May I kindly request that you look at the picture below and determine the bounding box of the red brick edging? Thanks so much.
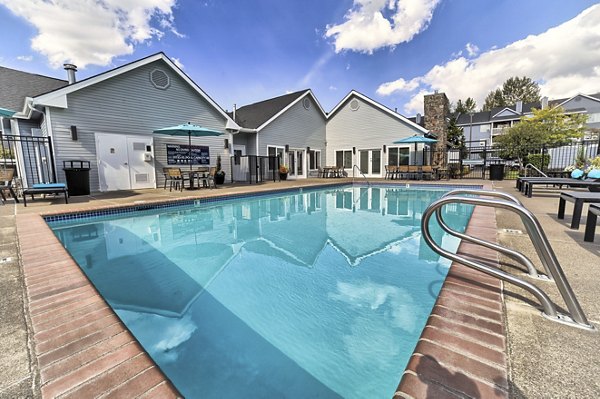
[17,214,181,398]
[395,205,509,398]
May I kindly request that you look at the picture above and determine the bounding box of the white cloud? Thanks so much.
[378,4,600,114]
[17,55,33,62]
[465,42,479,57]
[0,0,182,69]
[376,77,420,95]
[329,85,338,91]
[325,0,441,53]
[171,57,184,70]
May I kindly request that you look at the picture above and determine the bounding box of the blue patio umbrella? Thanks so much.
[393,135,437,165]
[153,122,223,170]
[0,107,16,118]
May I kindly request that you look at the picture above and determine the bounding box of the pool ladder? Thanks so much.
[422,189,594,331]
[351,165,371,187]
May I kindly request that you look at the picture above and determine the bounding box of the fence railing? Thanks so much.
[424,139,600,179]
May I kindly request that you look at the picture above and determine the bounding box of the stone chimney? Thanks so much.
[516,100,523,114]
[63,63,77,84]
[424,92,449,166]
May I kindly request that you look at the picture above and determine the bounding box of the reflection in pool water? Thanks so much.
[50,186,473,399]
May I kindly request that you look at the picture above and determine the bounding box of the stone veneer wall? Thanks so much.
[424,92,449,166]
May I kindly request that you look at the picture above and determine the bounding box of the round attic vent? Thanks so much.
[302,97,311,110]
[150,69,170,90]
[349,99,360,111]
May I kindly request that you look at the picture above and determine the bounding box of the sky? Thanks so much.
[1,0,599,116]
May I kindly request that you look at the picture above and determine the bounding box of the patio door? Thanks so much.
[359,149,381,177]
[96,133,155,191]
[287,149,305,179]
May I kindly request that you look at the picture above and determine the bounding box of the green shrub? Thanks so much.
[526,153,550,171]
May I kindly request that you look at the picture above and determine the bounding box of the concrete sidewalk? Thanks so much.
[492,180,600,398]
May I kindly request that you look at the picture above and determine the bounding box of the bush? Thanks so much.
[525,153,550,171]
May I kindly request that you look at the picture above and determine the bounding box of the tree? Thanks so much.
[494,106,588,168]
[455,97,477,113]
[483,76,541,110]
[447,115,467,159]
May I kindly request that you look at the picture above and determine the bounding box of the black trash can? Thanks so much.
[489,163,505,181]
[63,160,91,195]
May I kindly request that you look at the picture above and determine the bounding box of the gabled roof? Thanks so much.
[328,90,429,134]
[232,89,326,131]
[554,93,600,109]
[0,66,67,113]
[491,107,520,118]
[30,52,238,128]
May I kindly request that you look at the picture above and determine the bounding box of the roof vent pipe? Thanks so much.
[63,63,77,84]
[416,113,422,124]
[233,103,236,121]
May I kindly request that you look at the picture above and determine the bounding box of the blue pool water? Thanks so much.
[49,186,473,398]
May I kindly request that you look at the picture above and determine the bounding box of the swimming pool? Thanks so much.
[48,185,473,398]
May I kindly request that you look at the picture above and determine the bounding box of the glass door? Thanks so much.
[358,149,382,177]
[287,149,306,179]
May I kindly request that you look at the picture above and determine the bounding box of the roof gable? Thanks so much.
[491,107,520,118]
[0,66,67,113]
[555,93,600,111]
[328,90,428,134]
[31,52,237,127]
[234,89,326,131]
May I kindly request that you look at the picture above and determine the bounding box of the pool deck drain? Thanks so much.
[12,179,502,398]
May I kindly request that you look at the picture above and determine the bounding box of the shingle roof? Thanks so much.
[0,66,68,112]
[231,90,308,129]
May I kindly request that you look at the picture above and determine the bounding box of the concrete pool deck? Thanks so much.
[1,178,597,398]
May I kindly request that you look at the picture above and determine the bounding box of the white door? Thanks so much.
[359,149,382,177]
[126,136,155,189]
[288,149,306,179]
[96,133,155,191]
[232,144,247,181]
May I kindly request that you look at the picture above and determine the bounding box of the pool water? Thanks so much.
[49,186,473,398]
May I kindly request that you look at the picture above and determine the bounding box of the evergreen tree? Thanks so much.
[483,76,541,110]
[447,115,467,158]
[455,97,477,113]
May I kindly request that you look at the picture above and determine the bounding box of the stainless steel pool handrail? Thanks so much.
[437,190,548,280]
[422,191,593,330]
[352,164,371,187]
[524,163,548,177]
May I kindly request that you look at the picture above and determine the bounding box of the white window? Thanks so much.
[335,150,353,168]
[308,150,321,170]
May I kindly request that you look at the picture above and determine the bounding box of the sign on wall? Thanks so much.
[166,144,210,165]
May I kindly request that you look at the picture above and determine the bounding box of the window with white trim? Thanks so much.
[387,147,410,166]
[308,150,321,170]
[267,145,285,171]
[335,150,352,168]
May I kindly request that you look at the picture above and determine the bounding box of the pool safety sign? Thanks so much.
[166,144,210,165]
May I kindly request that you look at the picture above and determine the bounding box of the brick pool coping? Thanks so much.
[16,182,507,398]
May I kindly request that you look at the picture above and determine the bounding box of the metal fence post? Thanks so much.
[482,144,488,180]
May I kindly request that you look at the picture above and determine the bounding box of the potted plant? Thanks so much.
[279,164,289,180]
[214,154,226,185]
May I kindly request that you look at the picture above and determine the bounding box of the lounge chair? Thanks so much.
[0,168,19,204]
[519,177,600,197]
[22,183,68,207]
[557,191,600,229]
[584,204,600,242]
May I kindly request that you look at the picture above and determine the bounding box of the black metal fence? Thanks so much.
[0,134,56,185]
[230,155,280,184]
[424,139,600,180]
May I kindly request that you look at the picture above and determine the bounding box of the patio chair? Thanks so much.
[384,165,391,179]
[408,165,420,180]
[0,168,19,204]
[198,167,216,189]
[166,168,190,191]
[397,166,409,179]
[163,167,177,190]
[421,165,434,180]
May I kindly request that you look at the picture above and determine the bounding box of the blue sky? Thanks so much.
[1,1,599,115]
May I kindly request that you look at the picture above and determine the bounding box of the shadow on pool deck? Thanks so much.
[7,178,596,398]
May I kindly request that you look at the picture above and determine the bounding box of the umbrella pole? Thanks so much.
[188,132,193,171]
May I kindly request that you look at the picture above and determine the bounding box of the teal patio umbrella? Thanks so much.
[0,107,16,118]
[393,135,437,165]
[153,122,223,170]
